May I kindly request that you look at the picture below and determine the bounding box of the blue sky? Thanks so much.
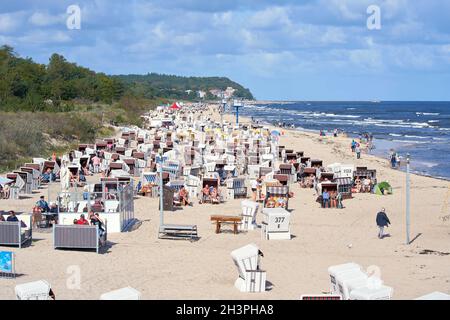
[1,0,450,101]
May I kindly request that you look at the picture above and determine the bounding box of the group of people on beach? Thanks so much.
[73,211,106,240]
[353,176,373,193]
[0,210,21,223]
[389,150,400,168]
[299,173,315,188]
[199,184,221,204]
[321,189,343,209]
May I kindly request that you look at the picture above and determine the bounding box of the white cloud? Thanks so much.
[248,6,292,29]
[3,0,450,100]
[348,49,384,70]
[29,11,64,27]
[325,0,368,21]
[321,27,347,44]
[0,12,23,33]
[212,11,233,26]
[18,30,71,45]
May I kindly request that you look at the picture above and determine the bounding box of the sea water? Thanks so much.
[237,101,450,180]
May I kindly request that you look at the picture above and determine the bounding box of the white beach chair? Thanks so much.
[247,165,260,179]
[67,201,77,213]
[100,287,141,300]
[327,263,362,295]
[349,285,393,300]
[415,292,450,300]
[335,269,369,300]
[261,208,291,240]
[230,244,266,293]
[104,200,119,213]
[240,200,259,231]
[204,162,216,173]
[15,280,52,300]
[77,201,88,213]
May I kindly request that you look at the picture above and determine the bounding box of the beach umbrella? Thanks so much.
[271,130,281,136]
[170,102,181,110]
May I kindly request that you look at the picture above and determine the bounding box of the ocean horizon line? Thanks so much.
[247,100,450,103]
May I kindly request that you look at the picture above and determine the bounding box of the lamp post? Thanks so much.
[233,99,243,126]
[157,149,165,228]
[406,153,411,245]
[220,99,226,126]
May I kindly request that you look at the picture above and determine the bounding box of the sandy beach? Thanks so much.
[1,106,449,300]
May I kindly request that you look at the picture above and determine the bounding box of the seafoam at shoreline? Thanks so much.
[232,101,450,181]
[224,110,450,182]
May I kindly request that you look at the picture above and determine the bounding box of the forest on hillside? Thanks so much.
[0,45,253,113]
[0,45,254,172]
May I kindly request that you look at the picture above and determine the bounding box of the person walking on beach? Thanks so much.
[390,152,397,168]
[376,208,391,239]
[92,154,101,173]
[351,140,356,152]
[355,143,361,159]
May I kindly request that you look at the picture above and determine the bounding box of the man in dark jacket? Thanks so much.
[376,208,391,239]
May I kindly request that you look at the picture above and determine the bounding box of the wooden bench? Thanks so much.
[158,224,198,241]
[210,215,242,234]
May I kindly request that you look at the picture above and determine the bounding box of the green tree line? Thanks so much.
[0,45,124,112]
[0,45,254,113]
[115,73,254,100]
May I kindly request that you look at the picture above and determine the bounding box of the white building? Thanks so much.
[224,87,236,99]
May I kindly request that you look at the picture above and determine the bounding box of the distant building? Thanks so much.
[209,89,224,98]
[197,90,206,99]
[185,90,193,95]
[224,87,236,99]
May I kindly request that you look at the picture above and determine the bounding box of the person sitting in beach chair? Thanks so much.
[41,168,55,183]
[178,187,192,206]
[354,177,362,193]
[6,210,19,222]
[70,172,79,186]
[307,174,315,188]
[330,191,337,208]
[89,211,106,241]
[104,186,116,200]
[363,178,372,193]
[75,214,90,225]
[36,196,51,213]
[79,170,87,182]
[82,165,91,177]
[210,187,220,204]
[199,184,210,204]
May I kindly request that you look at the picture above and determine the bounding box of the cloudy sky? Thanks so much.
[1,0,450,100]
